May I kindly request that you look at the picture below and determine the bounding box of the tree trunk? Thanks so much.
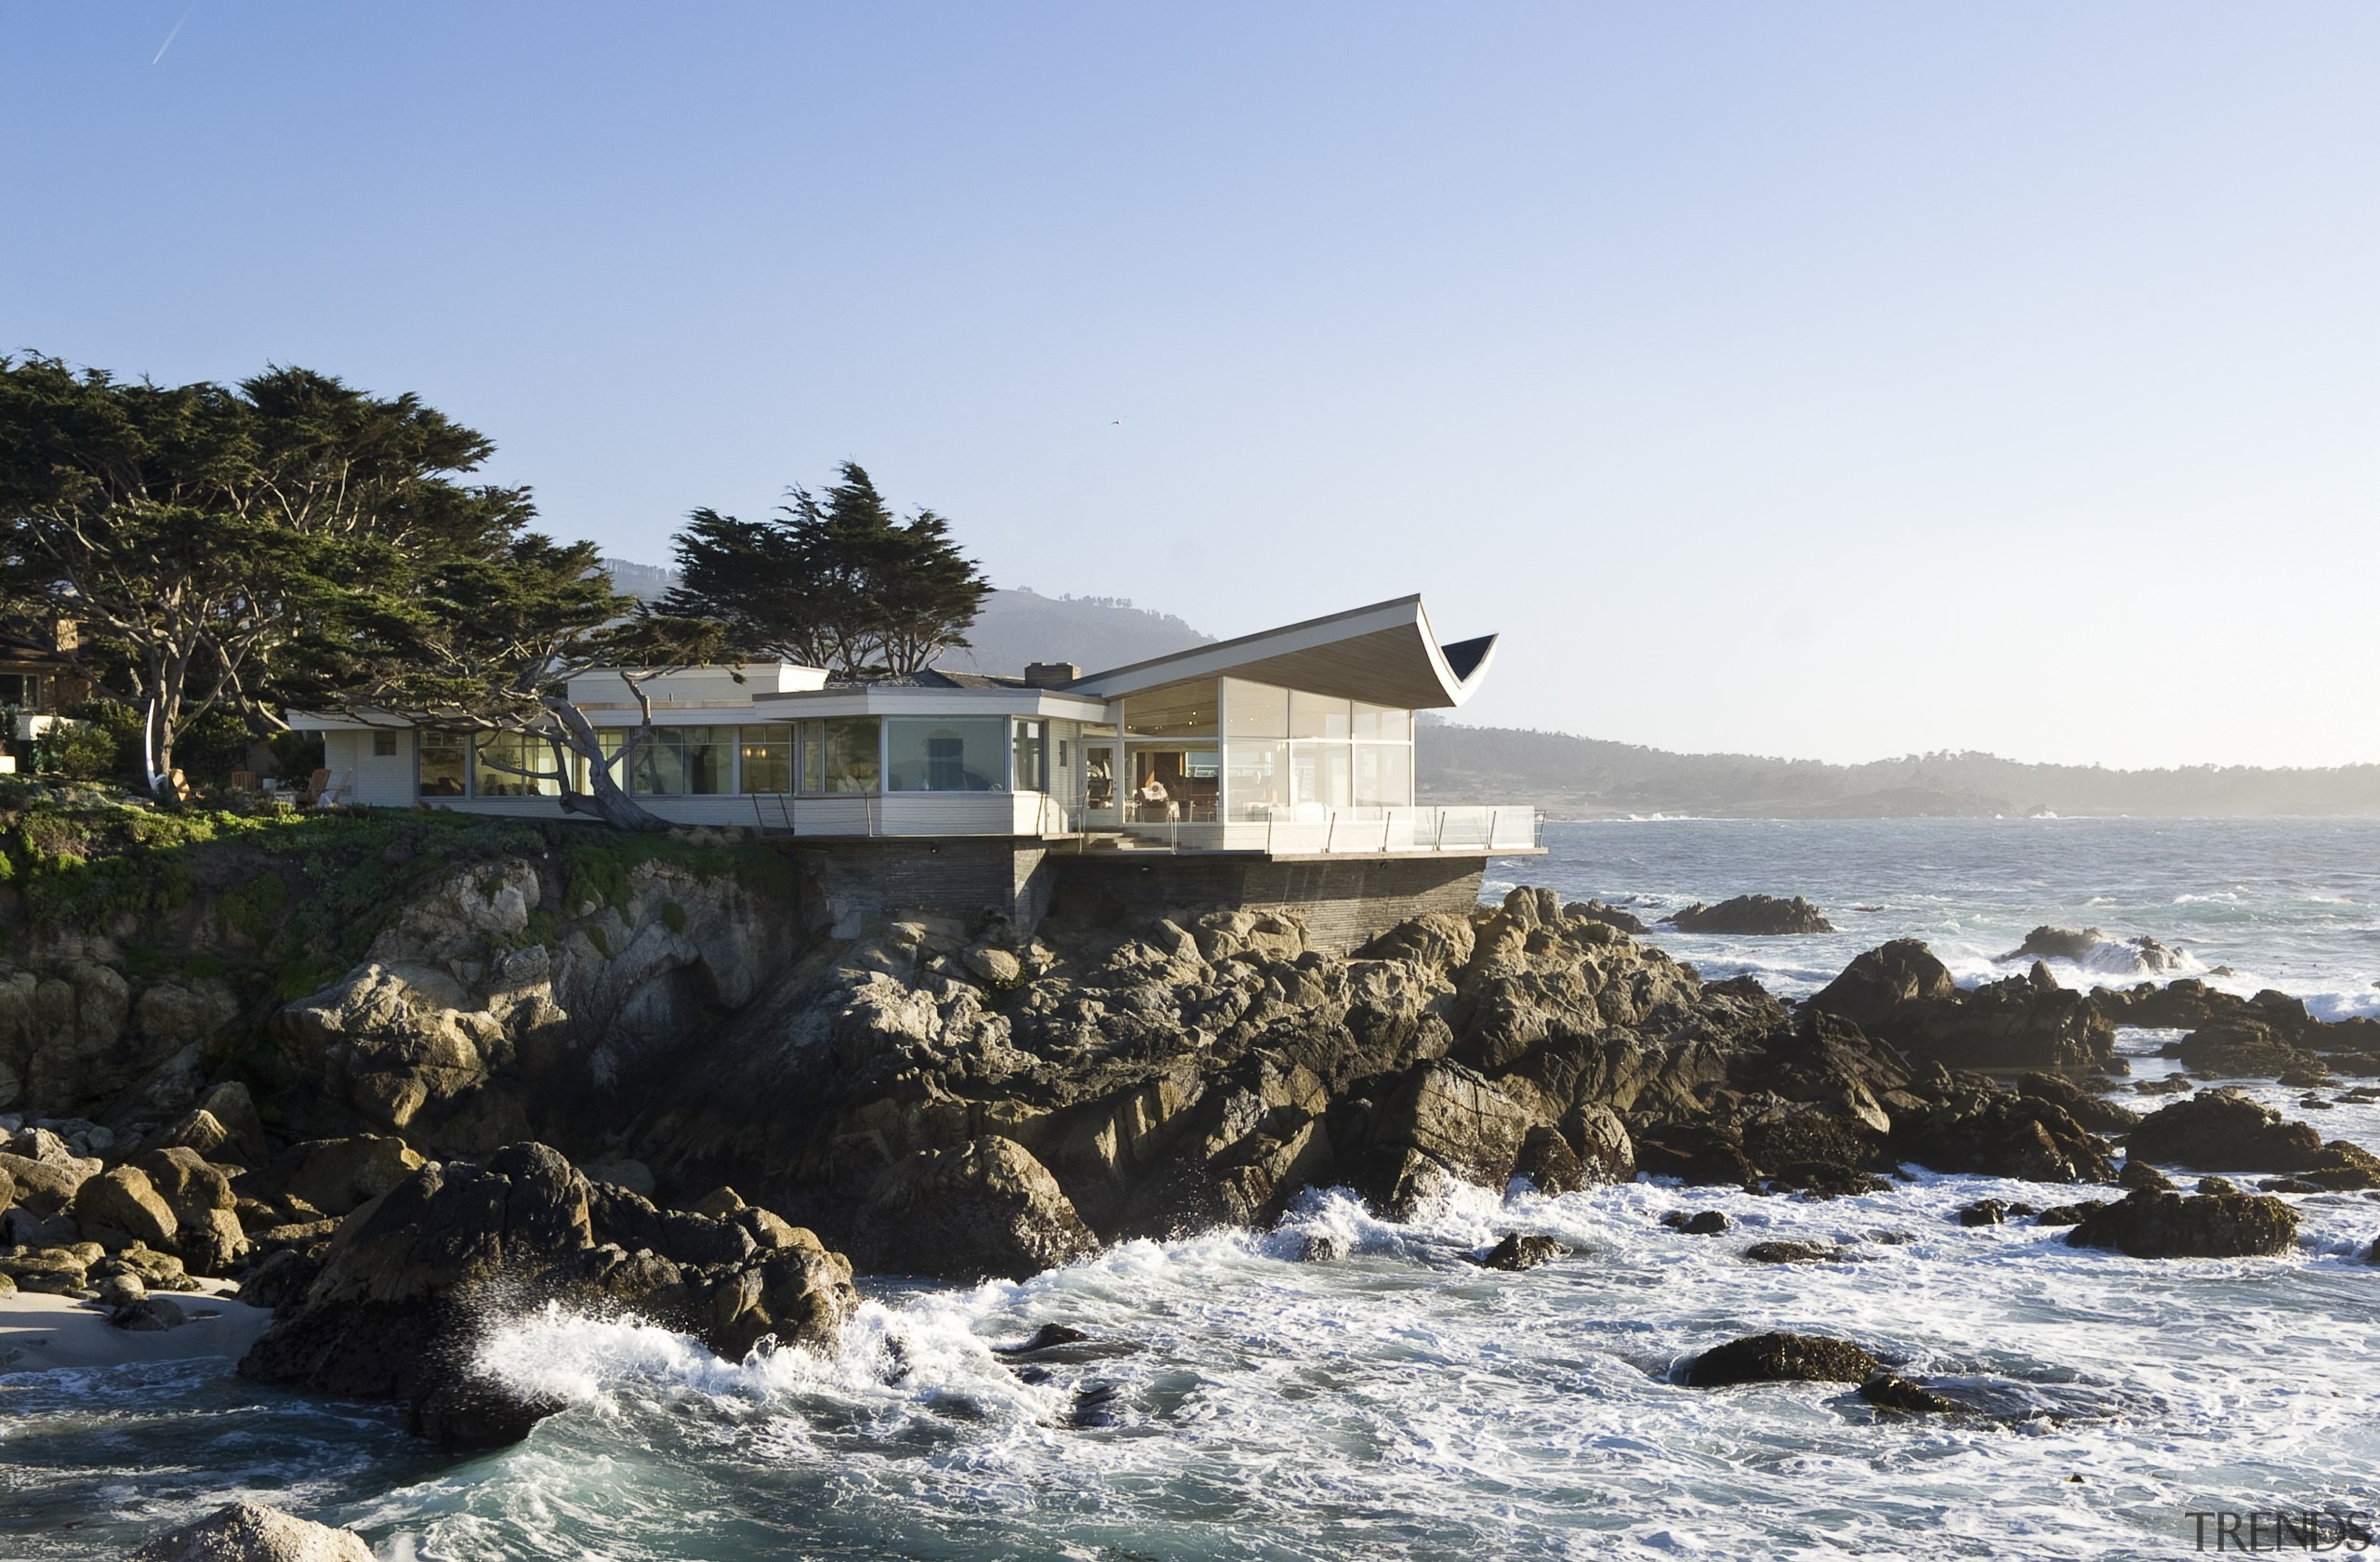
[144,683,178,800]
[541,695,669,832]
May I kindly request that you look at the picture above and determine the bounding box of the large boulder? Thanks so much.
[1355,1062,1537,1214]
[2125,1091,2323,1172]
[126,1500,374,1562]
[2065,1187,2300,1259]
[1888,1084,2115,1183]
[70,1166,178,1250]
[1664,895,1834,935]
[234,1136,427,1219]
[240,1142,857,1445]
[853,1136,1100,1280]
[2175,1023,2320,1079]
[132,1146,248,1275]
[1809,943,2114,1073]
[0,1149,94,1214]
[1683,1331,1881,1387]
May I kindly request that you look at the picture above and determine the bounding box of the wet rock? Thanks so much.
[1296,1232,1348,1263]
[240,1142,857,1445]
[2125,1091,2325,1172]
[2118,1160,2176,1194]
[1999,927,2104,963]
[1478,1233,1568,1271]
[1957,1200,2010,1227]
[1664,895,1834,935]
[110,1295,187,1331]
[1512,1126,1589,1195]
[1567,1105,1637,1185]
[994,1323,1091,1355]
[1858,1371,1963,1413]
[126,1500,375,1562]
[1357,1062,1536,1215]
[1683,1331,1881,1387]
[2016,1073,2139,1134]
[1635,1122,1758,1187]
[2064,1187,2300,1259]
[1812,943,2115,1073]
[1743,1239,1838,1264]
[2195,1176,2243,1198]
[853,1136,1100,1281]
[1662,1210,1731,1236]
[1564,900,1647,935]
[1888,1086,2115,1184]
[2178,1022,2320,1079]
[2258,1176,2324,1195]
[2034,1200,2109,1226]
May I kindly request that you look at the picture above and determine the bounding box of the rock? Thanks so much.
[1858,1371,1963,1414]
[0,1271,14,1298]
[2064,1187,2300,1259]
[1958,1199,2009,1227]
[1564,900,1647,935]
[0,1248,88,1293]
[852,1137,1099,1281]
[1357,1062,1536,1215]
[2125,1091,2325,1172]
[1810,943,2114,1073]
[1634,1122,1758,1187]
[133,1147,247,1274]
[1743,1240,1837,1264]
[2258,1176,2324,1194]
[1682,1331,1881,1387]
[686,1185,747,1218]
[2016,1073,2139,1134]
[962,946,1025,986]
[1664,895,1834,935]
[125,1500,375,1562]
[2,1205,79,1248]
[993,1322,1091,1355]
[98,1243,199,1291]
[95,1271,147,1307]
[237,1136,427,1219]
[240,1142,857,1444]
[1478,1233,1568,1270]
[1999,927,2105,963]
[2034,1199,2109,1226]
[0,1150,94,1213]
[2178,1022,2319,1079]
[580,1158,657,1198]
[71,1166,178,1250]
[2301,1141,2380,1192]
[1888,1086,2115,1183]
[1566,1105,1636,1183]
[1511,1126,1587,1195]
[1661,1210,1730,1236]
[1296,1232,1348,1263]
[2118,1159,2176,1193]
[111,1296,187,1331]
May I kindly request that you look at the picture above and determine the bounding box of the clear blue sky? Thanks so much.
[7,4,2375,767]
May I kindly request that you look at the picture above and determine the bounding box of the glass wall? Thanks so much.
[886,716,1004,791]
[418,732,468,797]
[1012,719,1046,793]
[1218,680,1414,818]
[474,731,561,797]
[1123,681,1219,821]
[739,725,794,793]
[632,725,733,795]
[820,717,881,793]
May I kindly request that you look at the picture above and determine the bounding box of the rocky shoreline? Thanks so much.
[5,839,2377,1462]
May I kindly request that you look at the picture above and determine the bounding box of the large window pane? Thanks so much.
[1355,744,1412,807]
[740,724,793,793]
[1289,741,1351,806]
[1352,701,1409,741]
[1011,719,1046,792]
[1289,691,1352,740]
[1223,679,1289,738]
[1224,739,1289,819]
[1122,681,1217,738]
[798,720,825,793]
[633,725,732,795]
[887,717,1005,791]
[475,731,561,797]
[418,732,468,797]
[822,717,881,793]
[1129,746,1218,821]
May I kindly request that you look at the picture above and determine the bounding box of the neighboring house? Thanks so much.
[0,616,90,742]
[289,596,1538,943]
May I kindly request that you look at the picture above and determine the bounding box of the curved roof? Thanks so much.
[1073,595,1498,709]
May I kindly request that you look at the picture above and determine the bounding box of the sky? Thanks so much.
[5,4,2375,769]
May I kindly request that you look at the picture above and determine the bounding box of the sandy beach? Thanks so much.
[0,1284,272,1375]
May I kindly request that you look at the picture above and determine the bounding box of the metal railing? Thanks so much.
[1113,804,1540,855]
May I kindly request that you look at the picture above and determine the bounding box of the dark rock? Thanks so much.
[1662,1209,1731,1235]
[2195,1176,2243,1198]
[1742,1239,1837,1264]
[1635,1123,1758,1187]
[1478,1233,1569,1271]
[1888,1088,2115,1184]
[2064,1187,2300,1258]
[2258,1177,2324,1194]
[1858,1371,1962,1413]
[1958,1200,2009,1227]
[1682,1331,1881,1387]
[1810,942,2114,1073]
[1664,895,1834,935]
[233,1136,427,1220]
[2132,1076,2191,1095]
[1297,1232,1348,1263]
[1512,1127,1589,1195]
[853,1136,1100,1281]
[993,1323,1091,1355]
[2302,1141,2380,1191]
[1357,1062,1536,1214]
[2017,1073,2139,1134]
[2000,927,2104,963]
[69,1166,178,1250]
[2118,1160,2176,1193]
[240,1142,857,1445]
[110,1296,187,1331]
[2126,1091,2325,1172]
[1564,900,1647,934]
[2177,1022,2320,1079]
[2034,1200,2109,1226]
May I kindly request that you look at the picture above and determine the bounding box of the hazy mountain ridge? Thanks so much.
[1418,723,2380,818]
[598,561,1211,678]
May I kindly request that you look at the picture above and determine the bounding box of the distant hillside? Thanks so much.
[1418,723,2380,818]
[596,561,1210,678]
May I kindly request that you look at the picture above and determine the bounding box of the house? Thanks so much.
[290,595,1538,945]
[0,616,90,745]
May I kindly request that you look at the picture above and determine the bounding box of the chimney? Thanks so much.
[1024,660,1080,689]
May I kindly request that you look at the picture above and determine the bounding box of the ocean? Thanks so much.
[7,817,2378,1561]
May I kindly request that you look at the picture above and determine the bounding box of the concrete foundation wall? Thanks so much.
[790,838,1051,937]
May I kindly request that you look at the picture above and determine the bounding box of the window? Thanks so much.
[418,733,468,797]
[632,726,732,795]
[1223,679,1289,737]
[1355,743,1412,807]
[475,732,561,797]
[1289,691,1352,740]
[821,717,880,793]
[887,717,1005,791]
[372,730,398,758]
[1352,701,1409,741]
[1122,681,1217,738]
[1012,719,1047,793]
[739,725,794,793]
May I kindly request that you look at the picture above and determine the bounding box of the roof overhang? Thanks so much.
[1073,595,1498,709]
